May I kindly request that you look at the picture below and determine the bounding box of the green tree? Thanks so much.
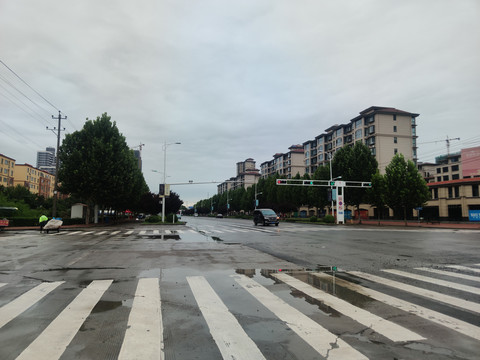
[58,113,148,222]
[333,142,378,221]
[384,154,430,224]
[367,170,387,221]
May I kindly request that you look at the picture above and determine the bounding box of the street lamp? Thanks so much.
[162,141,181,222]
[254,179,262,209]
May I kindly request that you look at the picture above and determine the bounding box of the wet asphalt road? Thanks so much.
[0,217,478,359]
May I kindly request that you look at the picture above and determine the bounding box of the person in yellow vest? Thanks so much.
[39,214,48,233]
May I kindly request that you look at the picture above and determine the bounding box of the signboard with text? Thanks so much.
[469,210,480,222]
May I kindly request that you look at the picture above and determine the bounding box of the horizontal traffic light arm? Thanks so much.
[276,179,371,188]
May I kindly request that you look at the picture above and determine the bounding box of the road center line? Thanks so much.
[232,274,368,359]
[0,281,64,329]
[273,273,424,342]
[16,279,113,360]
[187,276,266,360]
[118,278,163,360]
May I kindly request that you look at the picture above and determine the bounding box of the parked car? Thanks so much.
[253,208,279,226]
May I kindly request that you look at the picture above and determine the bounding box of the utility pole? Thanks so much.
[48,110,67,218]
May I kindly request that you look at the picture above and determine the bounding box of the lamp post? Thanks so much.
[162,141,181,223]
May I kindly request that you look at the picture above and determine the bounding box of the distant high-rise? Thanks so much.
[133,149,142,170]
[37,147,56,175]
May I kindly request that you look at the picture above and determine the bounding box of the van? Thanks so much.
[253,208,279,226]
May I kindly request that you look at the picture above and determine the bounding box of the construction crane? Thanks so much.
[419,136,460,155]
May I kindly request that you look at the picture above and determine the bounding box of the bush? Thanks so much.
[166,213,178,222]
[323,215,335,223]
[146,215,161,223]
[309,216,318,222]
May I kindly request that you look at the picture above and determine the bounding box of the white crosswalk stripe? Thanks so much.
[1,264,478,358]
[446,265,480,274]
[349,271,480,314]
[16,280,112,360]
[188,276,266,360]
[415,267,480,283]
[118,278,163,360]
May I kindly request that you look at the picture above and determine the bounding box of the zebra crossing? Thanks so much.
[0,264,478,359]
[60,225,325,237]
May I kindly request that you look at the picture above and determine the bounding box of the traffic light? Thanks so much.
[276,179,287,185]
[362,182,372,187]
[303,180,314,185]
[159,183,165,195]
[330,181,335,186]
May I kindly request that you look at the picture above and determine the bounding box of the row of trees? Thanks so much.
[194,143,430,221]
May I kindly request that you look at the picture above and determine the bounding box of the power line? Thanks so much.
[0,59,60,112]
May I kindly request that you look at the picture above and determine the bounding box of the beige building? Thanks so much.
[304,106,419,175]
[13,163,55,198]
[0,154,16,187]
[260,145,304,179]
[218,158,261,195]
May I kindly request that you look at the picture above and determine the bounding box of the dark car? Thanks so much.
[253,208,279,226]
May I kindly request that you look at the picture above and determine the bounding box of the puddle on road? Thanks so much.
[140,230,225,243]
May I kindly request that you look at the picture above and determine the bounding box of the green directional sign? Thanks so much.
[332,266,337,272]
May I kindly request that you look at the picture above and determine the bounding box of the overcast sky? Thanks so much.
[1,0,479,206]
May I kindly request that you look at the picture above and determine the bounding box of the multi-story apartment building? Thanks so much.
[0,154,16,187]
[13,164,55,198]
[418,146,480,221]
[260,145,304,179]
[218,158,261,195]
[303,106,419,175]
[36,147,56,175]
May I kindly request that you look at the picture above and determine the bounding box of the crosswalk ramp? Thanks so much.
[0,265,478,359]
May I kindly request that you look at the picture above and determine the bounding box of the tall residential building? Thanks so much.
[0,154,16,187]
[218,158,261,195]
[13,164,55,198]
[36,147,56,175]
[303,106,419,175]
[260,145,305,179]
[133,149,142,170]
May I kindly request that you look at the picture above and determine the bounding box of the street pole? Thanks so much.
[329,153,333,216]
[50,110,66,218]
[161,141,180,223]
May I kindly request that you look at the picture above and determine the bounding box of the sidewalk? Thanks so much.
[357,219,480,230]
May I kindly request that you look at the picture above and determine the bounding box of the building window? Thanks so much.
[443,175,449,181]
[448,187,453,198]
[452,174,459,180]
[394,148,398,155]
[455,186,460,198]
[451,165,459,172]
[394,137,397,144]
[355,129,362,139]
[473,185,479,197]
[433,188,438,199]
[443,167,448,173]
[393,125,397,132]
[437,176,441,182]
[436,168,441,174]
[393,115,397,121]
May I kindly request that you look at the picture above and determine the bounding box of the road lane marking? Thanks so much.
[110,230,121,235]
[232,275,368,359]
[415,267,480,283]
[165,230,172,234]
[95,231,108,235]
[273,273,424,342]
[187,276,266,360]
[67,231,83,236]
[125,230,134,235]
[16,279,113,360]
[0,282,64,329]
[313,272,480,341]
[446,265,480,274]
[139,230,147,235]
[152,230,160,235]
[79,231,94,236]
[349,271,480,314]
[382,269,480,294]
[0,283,5,289]
[118,278,163,360]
